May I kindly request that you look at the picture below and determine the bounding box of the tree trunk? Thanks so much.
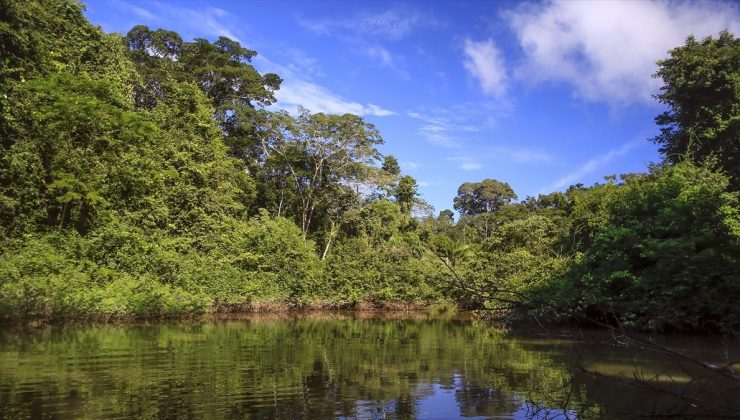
[321,220,336,260]
[277,191,284,217]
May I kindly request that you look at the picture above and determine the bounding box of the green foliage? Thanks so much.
[2,72,158,235]
[323,236,440,305]
[124,25,281,114]
[570,163,740,333]
[448,215,568,311]
[0,0,328,319]
[0,233,209,319]
[453,179,517,215]
[239,211,321,299]
[653,31,740,189]
[254,108,384,236]
[427,161,740,334]
[341,199,403,245]
[438,209,455,224]
[394,175,419,214]
[381,154,401,175]
[0,0,137,87]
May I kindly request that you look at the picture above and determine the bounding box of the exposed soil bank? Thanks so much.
[0,300,458,325]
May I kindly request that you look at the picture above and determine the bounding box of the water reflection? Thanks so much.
[0,312,737,419]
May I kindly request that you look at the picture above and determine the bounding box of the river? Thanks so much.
[0,312,737,419]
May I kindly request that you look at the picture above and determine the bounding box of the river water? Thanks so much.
[0,312,737,419]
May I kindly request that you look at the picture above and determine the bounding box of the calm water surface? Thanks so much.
[0,312,737,419]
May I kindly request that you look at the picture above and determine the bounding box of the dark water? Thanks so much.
[0,312,738,419]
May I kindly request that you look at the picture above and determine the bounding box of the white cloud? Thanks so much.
[545,141,639,192]
[444,147,552,173]
[173,7,242,43]
[463,38,507,97]
[365,104,396,117]
[275,78,395,117]
[257,57,395,117]
[506,0,740,104]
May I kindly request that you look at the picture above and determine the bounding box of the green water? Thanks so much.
[0,312,737,419]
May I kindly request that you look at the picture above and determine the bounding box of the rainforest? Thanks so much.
[1,0,739,334]
[1,1,740,418]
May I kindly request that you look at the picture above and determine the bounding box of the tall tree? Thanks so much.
[438,209,454,224]
[124,26,282,125]
[257,108,383,237]
[453,179,517,216]
[394,175,419,214]
[653,31,740,189]
[381,155,401,176]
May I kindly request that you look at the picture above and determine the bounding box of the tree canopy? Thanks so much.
[653,30,740,189]
[453,179,517,215]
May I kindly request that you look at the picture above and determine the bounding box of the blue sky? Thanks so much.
[84,0,739,214]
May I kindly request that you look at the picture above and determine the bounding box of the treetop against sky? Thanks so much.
[84,0,740,212]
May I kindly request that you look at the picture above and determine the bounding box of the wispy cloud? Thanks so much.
[298,9,438,40]
[297,8,440,76]
[110,1,244,42]
[275,77,396,117]
[407,101,512,148]
[461,161,483,170]
[506,0,740,105]
[544,141,640,192]
[365,46,410,79]
[407,112,475,148]
[488,146,552,164]
[257,56,395,117]
[401,161,421,170]
[280,47,324,77]
[448,156,483,171]
[364,104,396,117]
[112,0,159,21]
[366,46,393,67]
[167,6,242,43]
[462,38,507,97]
[445,146,552,172]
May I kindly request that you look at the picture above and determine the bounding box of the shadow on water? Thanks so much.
[0,312,737,419]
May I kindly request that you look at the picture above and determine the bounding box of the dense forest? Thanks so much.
[1,0,738,334]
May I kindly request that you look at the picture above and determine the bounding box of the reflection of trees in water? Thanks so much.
[511,329,740,418]
[0,315,736,418]
[455,381,523,417]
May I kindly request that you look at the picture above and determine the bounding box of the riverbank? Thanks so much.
[0,299,457,325]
